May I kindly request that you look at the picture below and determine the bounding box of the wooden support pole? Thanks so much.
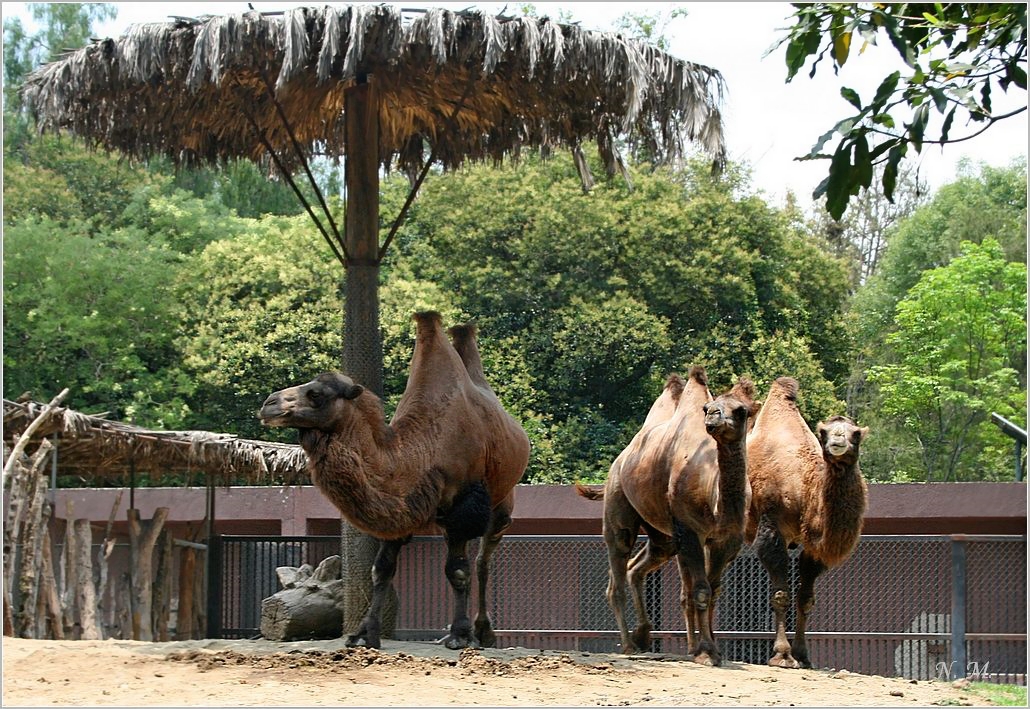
[127,507,169,641]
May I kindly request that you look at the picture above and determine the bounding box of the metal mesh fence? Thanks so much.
[212,534,1026,684]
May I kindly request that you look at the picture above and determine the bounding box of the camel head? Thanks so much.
[258,372,365,433]
[703,377,759,444]
[816,415,869,467]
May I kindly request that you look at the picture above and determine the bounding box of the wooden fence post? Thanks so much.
[73,519,99,640]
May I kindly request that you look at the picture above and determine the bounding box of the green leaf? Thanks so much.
[872,71,901,109]
[825,141,854,219]
[940,106,956,142]
[840,86,862,109]
[853,133,873,189]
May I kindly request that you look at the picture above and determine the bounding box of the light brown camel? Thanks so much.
[577,368,758,666]
[258,311,531,650]
[746,376,869,669]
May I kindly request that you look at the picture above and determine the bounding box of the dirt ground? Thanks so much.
[2,635,992,707]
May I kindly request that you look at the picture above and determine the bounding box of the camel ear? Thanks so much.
[855,426,870,443]
[342,383,364,400]
[816,421,829,443]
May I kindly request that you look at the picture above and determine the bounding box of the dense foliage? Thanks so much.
[3,4,1026,486]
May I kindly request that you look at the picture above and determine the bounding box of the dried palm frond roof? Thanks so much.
[3,398,308,485]
[21,4,726,181]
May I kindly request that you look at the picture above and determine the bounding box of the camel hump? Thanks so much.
[412,310,444,332]
[574,482,605,501]
[664,373,686,398]
[728,377,761,417]
[773,376,799,401]
[447,322,489,386]
[688,366,708,387]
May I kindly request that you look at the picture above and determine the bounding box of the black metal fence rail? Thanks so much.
[208,533,1026,685]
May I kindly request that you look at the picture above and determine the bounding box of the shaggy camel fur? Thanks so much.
[258,311,531,650]
[578,368,758,666]
[746,377,869,669]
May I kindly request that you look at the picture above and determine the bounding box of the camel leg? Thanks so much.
[673,520,719,666]
[345,537,406,649]
[438,482,492,650]
[754,515,798,669]
[705,535,743,652]
[675,555,699,655]
[472,496,513,648]
[626,533,674,652]
[792,551,825,670]
[604,524,641,654]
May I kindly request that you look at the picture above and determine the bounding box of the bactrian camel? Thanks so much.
[746,376,869,669]
[578,368,758,666]
[259,311,531,650]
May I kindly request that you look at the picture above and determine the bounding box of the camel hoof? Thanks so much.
[345,634,380,650]
[439,633,478,650]
[691,651,720,667]
[474,622,497,649]
[631,625,652,652]
[768,653,800,669]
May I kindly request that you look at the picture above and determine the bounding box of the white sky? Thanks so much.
[2,1,1027,206]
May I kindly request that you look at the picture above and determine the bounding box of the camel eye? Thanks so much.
[307,390,324,406]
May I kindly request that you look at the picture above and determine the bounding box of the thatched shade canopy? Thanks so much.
[21,4,725,179]
[4,398,307,486]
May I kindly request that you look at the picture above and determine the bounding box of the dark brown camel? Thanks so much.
[746,377,869,669]
[577,368,758,665]
[258,311,531,650]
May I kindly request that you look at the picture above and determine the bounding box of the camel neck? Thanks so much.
[715,440,748,529]
[301,418,443,539]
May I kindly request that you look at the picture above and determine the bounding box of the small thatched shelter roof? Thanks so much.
[21,4,726,180]
[3,398,307,486]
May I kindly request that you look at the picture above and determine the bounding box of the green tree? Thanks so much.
[777,3,1027,219]
[868,239,1026,481]
[3,3,116,111]
[2,217,191,428]
[391,150,853,481]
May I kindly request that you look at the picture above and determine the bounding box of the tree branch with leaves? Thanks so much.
[776,3,1027,219]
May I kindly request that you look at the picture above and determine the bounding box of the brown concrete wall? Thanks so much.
[21,481,1027,540]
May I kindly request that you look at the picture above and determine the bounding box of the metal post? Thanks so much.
[205,534,223,639]
[950,535,967,680]
[1016,441,1024,482]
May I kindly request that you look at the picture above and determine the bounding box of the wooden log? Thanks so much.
[59,502,76,637]
[127,507,169,641]
[96,490,122,638]
[73,519,99,640]
[116,573,132,639]
[3,436,41,613]
[38,527,63,640]
[17,440,53,638]
[260,555,345,642]
[152,530,173,641]
[175,546,196,640]
[1,388,68,489]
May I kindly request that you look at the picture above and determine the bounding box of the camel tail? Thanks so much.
[688,366,708,387]
[447,322,489,386]
[575,483,605,501]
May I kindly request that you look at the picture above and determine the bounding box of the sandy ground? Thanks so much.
[2,635,991,707]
